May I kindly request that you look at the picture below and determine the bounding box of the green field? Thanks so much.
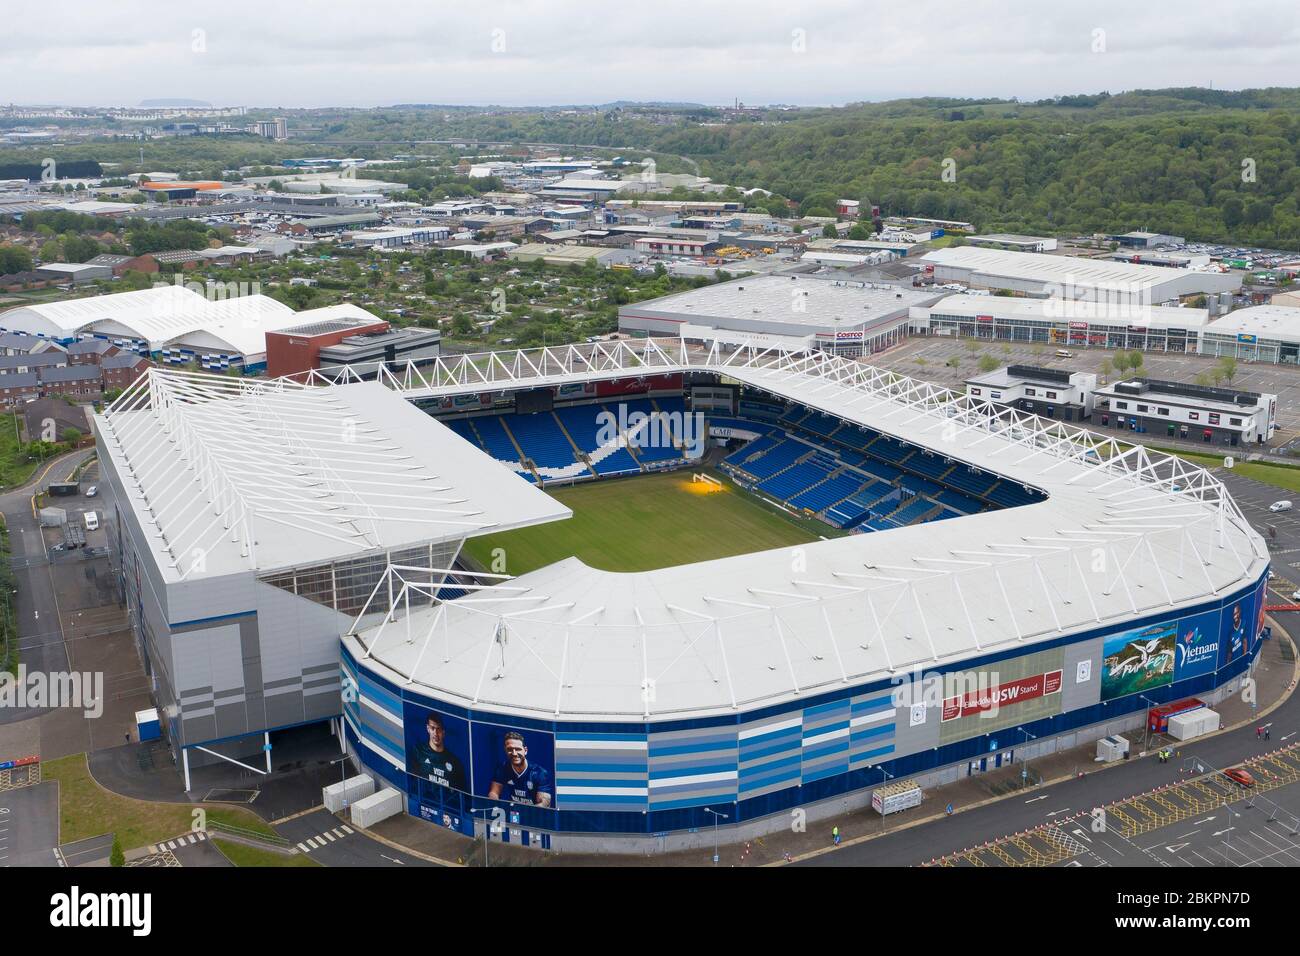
[462,468,834,575]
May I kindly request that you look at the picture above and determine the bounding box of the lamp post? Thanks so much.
[1139,695,1156,752]
[702,807,727,865]
[876,766,894,832]
[1017,728,1036,787]
[469,807,495,868]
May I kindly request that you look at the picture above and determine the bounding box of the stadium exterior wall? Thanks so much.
[341,570,1267,852]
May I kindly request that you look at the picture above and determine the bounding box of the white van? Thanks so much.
[1269,500,1293,513]
[83,511,99,532]
[1055,349,1075,358]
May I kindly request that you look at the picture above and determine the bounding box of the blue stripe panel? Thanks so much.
[648,727,738,808]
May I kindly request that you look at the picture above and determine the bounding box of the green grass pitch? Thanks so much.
[461,468,837,575]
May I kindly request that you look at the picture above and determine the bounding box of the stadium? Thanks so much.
[318,339,1270,853]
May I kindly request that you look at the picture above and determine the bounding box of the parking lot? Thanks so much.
[928,744,1300,868]
[873,337,1300,442]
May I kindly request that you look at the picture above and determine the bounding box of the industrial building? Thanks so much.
[967,234,1058,253]
[619,274,944,355]
[264,305,440,378]
[920,247,1240,303]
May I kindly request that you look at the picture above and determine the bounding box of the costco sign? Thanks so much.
[941,669,1063,722]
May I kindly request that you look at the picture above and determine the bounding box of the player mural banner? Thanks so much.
[1219,592,1253,669]
[1100,621,1176,701]
[471,722,557,809]
[403,701,472,794]
[941,670,1062,722]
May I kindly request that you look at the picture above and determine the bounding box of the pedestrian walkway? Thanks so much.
[296,823,354,854]
[147,830,209,854]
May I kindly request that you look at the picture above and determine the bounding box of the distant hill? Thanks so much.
[137,98,214,109]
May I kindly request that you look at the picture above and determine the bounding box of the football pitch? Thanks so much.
[461,468,835,575]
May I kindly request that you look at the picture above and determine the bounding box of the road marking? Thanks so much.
[1046,808,1070,816]
[323,831,336,842]
[379,854,404,865]
[341,825,353,834]
[297,842,311,853]
[1213,827,1235,837]
[1166,842,1190,853]
[1025,795,1048,804]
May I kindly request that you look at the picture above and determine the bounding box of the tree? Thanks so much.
[59,427,82,445]
[1098,357,1113,379]
[1218,355,1238,384]
[821,223,837,238]
[978,354,998,373]
[110,836,125,868]
[0,246,34,274]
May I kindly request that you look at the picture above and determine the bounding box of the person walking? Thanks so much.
[1265,727,1271,741]
[1256,726,1263,739]
[832,825,841,846]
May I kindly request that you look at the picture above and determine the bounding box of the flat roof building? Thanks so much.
[619,274,943,356]
[967,234,1059,253]
[1201,306,1300,364]
[921,247,1240,303]
[965,364,1098,422]
[1093,378,1276,447]
[917,294,1210,352]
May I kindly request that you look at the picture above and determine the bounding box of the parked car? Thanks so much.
[1223,767,1255,788]
[1269,500,1292,512]
[85,485,98,498]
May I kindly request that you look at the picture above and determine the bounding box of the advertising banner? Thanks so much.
[471,722,557,809]
[1173,609,1221,682]
[941,669,1062,722]
[1100,621,1176,701]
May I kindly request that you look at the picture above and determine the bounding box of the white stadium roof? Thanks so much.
[97,369,569,582]
[343,339,1267,723]
[0,286,310,357]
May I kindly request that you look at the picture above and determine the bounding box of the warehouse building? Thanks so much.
[619,274,944,356]
[920,247,1240,303]
[967,234,1058,253]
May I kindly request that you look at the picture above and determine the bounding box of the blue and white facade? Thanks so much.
[342,571,1267,851]
[338,344,1270,852]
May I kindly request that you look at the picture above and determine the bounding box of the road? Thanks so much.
[0,449,96,725]
[274,808,435,867]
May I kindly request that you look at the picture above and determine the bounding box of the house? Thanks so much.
[66,339,120,365]
[101,352,151,392]
[38,364,102,400]
[0,352,67,375]
[0,372,39,407]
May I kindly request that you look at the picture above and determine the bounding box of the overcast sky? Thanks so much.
[4,0,1300,109]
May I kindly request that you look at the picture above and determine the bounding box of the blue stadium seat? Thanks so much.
[508,412,582,470]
